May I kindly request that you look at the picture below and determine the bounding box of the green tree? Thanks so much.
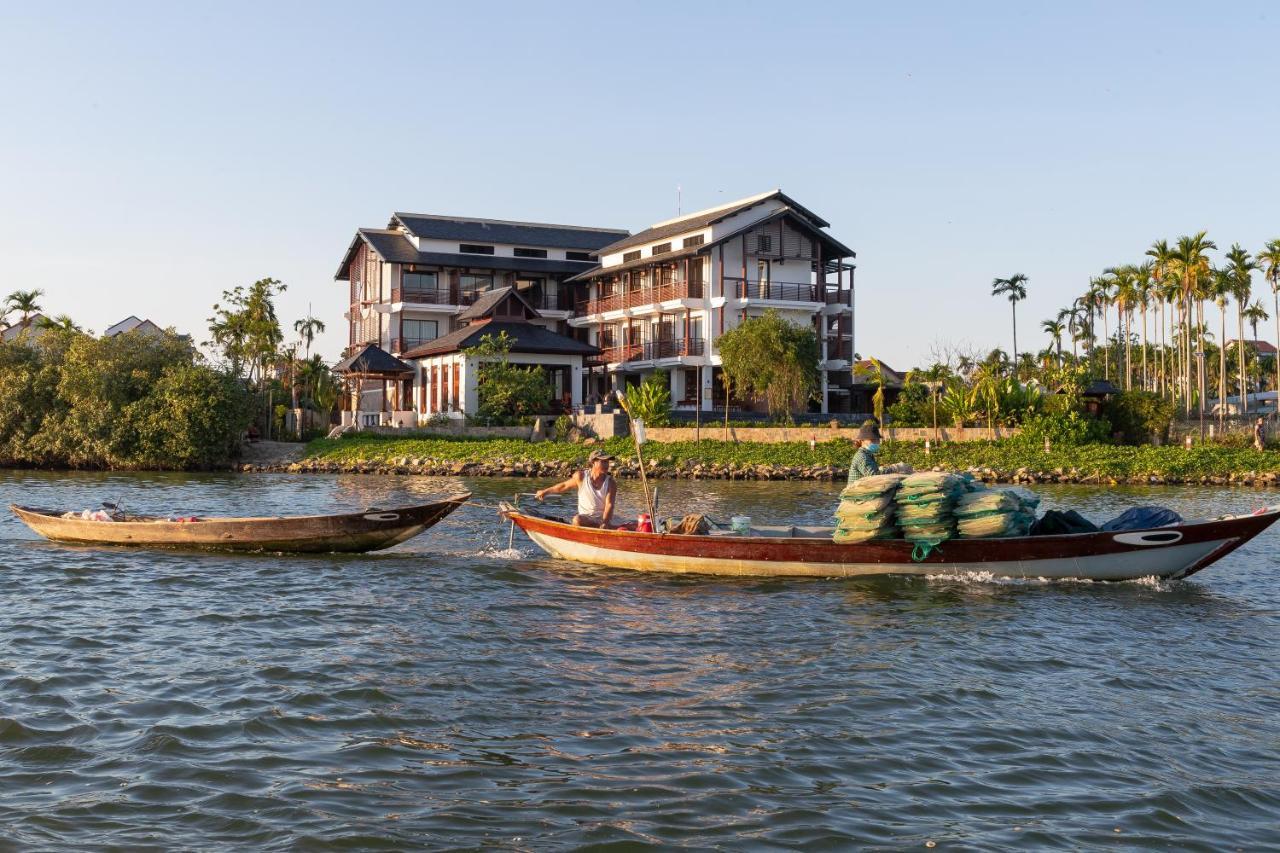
[294,315,326,358]
[208,277,287,386]
[716,309,820,423]
[5,289,44,327]
[464,331,552,422]
[1041,317,1065,366]
[1260,239,1280,395]
[1224,244,1258,410]
[37,314,84,334]
[991,273,1029,368]
[624,371,672,426]
[1170,232,1217,416]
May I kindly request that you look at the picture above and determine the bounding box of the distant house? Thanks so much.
[849,359,904,416]
[0,313,48,343]
[104,316,166,338]
[1229,339,1278,361]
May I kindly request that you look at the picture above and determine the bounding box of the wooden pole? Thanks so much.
[614,391,655,529]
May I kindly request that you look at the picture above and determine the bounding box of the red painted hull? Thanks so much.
[502,505,1280,580]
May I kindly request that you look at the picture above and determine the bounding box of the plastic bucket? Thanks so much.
[730,516,751,535]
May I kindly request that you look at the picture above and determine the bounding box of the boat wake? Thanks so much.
[924,570,1174,590]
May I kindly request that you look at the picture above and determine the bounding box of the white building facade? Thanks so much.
[566,190,856,413]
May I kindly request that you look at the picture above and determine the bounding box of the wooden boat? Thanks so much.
[11,494,470,553]
[500,502,1280,581]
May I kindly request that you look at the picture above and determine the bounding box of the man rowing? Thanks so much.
[536,449,617,528]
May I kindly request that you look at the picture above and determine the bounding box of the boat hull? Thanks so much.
[11,494,470,554]
[506,506,1279,581]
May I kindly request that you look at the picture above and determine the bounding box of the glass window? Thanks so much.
[459,244,495,255]
[460,274,493,292]
[402,319,438,344]
[403,272,437,293]
[566,251,592,261]
[514,247,548,258]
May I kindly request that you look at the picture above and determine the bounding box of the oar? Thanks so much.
[614,391,656,532]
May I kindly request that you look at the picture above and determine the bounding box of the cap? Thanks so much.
[856,423,882,442]
[588,450,615,463]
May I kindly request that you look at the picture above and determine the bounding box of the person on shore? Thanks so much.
[847,422,912,484]
[536,450,617,528]
[1255,416,1266,452]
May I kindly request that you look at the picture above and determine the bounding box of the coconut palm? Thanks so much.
[1209,268,1232,425]
[1170,232,1218,415]
[1243,300,1270,392]
[1107,265,1139,390]
[1224,244,1258,410]
[5,289,44,327]
[1088,276,1113,380]
[991,274,1029,368]
[1134,263,1153,390]
[1041,317,1065,366]
[1261,239,1280,394]
[294,315,326,358]
[37,314,83,334]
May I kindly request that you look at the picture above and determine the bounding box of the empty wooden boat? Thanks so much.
[499,502,1280,581]
[11,494,470,553]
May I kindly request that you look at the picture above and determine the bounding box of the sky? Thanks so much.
[2,1,1278,370]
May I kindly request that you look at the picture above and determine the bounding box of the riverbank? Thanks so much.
[229,434,1280,487]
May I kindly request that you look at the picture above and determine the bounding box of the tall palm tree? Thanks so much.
[294,315,326,358]
[991,274,1029,368]
[1041,317,1065,367]
[1107,265,1139,390]
[1060,304,1082,364]
[1260,239,1280,394]
[1134,263,1153,391]
[1243,300,1270,392]
[1209,268,1232,426]
[5,289,44,327]
[1089,276,1113,380]
[1170,232,1217,416]
[1158,276,1182,400]
[1147,239,1176,397]
[1224,244,1258,410]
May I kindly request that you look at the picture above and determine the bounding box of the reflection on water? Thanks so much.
[0,470,1278,847]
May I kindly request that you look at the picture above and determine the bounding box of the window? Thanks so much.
[651,242,672,256]
[623,250,641,263]
[683,234,705,248]
[460,274,493,293]
[756,235,773,253]
[566,251,592,261]
[402,272,438,295]
[402,319,438,345]
[514,247,547,258]
[459,244,495,255]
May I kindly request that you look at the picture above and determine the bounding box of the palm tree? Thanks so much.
[1243,300,1270,392]
[991,274,1029,368]
[1224,244,1258,411]
[37,314,83,334]
[1041,317,1065,367]
[294,315,326,358]
[1170,232,1218,416]
[5,289,44,327]
[1089,276,1113,380]
[1134,263,1153,391]
[1107,265,1138,390]
[1260,239,1280,394]
[1210,268,1232,426]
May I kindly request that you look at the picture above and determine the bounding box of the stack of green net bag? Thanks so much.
[895,472,965,545]
[833,473,905,543]
[955,487,1040,538]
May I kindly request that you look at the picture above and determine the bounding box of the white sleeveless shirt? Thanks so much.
[577,470,613,520]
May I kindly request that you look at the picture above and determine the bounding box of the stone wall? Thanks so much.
[359,424,534,440]
[642,425,1020,444]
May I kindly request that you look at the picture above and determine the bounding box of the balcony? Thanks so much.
[724,277,824,303]
[576,281,705,316]
[587,337,706,366]
[390,337,435,354]
[391,287,479,307]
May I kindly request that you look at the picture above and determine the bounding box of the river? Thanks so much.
[1,470,1278,849]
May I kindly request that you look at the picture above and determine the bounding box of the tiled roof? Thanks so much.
[334,343,413,375]
[336,230,597,280]
[402,319,599,359]
[390,213,628,251]
[851,360,905,387]
[1231,339,1278,355]
[456,286,539,322]
[595,190,830,256]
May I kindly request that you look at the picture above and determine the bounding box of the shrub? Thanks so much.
[1014,410,1111,449]
[554,414,573,442]
[625,371,672,426]
[1102,391,1174,445]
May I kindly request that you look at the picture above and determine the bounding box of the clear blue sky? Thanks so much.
[2,1,1277,369]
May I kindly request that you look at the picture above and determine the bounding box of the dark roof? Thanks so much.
[595,190,831,256]
[1231,339,1278,355]
[336,229,597,280]
[457,286,540,322]
[567,208,855,282]
[566,245,706,282]
[334,343,413,376]
[389,213,628,251]
[1081,380,1122,396]
[402,320,599,359]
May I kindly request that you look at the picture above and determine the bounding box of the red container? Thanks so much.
[637,513,653,533]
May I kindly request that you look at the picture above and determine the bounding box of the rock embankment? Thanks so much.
[234,457,1280,487]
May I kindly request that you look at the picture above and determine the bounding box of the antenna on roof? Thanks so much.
[677,184,682,216]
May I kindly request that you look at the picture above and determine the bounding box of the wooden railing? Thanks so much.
[576,281,705,315]
[588,337,706,365]
[723,277,823,303]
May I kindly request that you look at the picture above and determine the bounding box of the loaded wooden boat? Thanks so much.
[11,494,470,553]
[500,502,1280,581]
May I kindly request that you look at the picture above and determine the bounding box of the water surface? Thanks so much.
[1,471,1278,848]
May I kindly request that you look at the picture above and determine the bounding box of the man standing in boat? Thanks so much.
[536,450,618,528]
